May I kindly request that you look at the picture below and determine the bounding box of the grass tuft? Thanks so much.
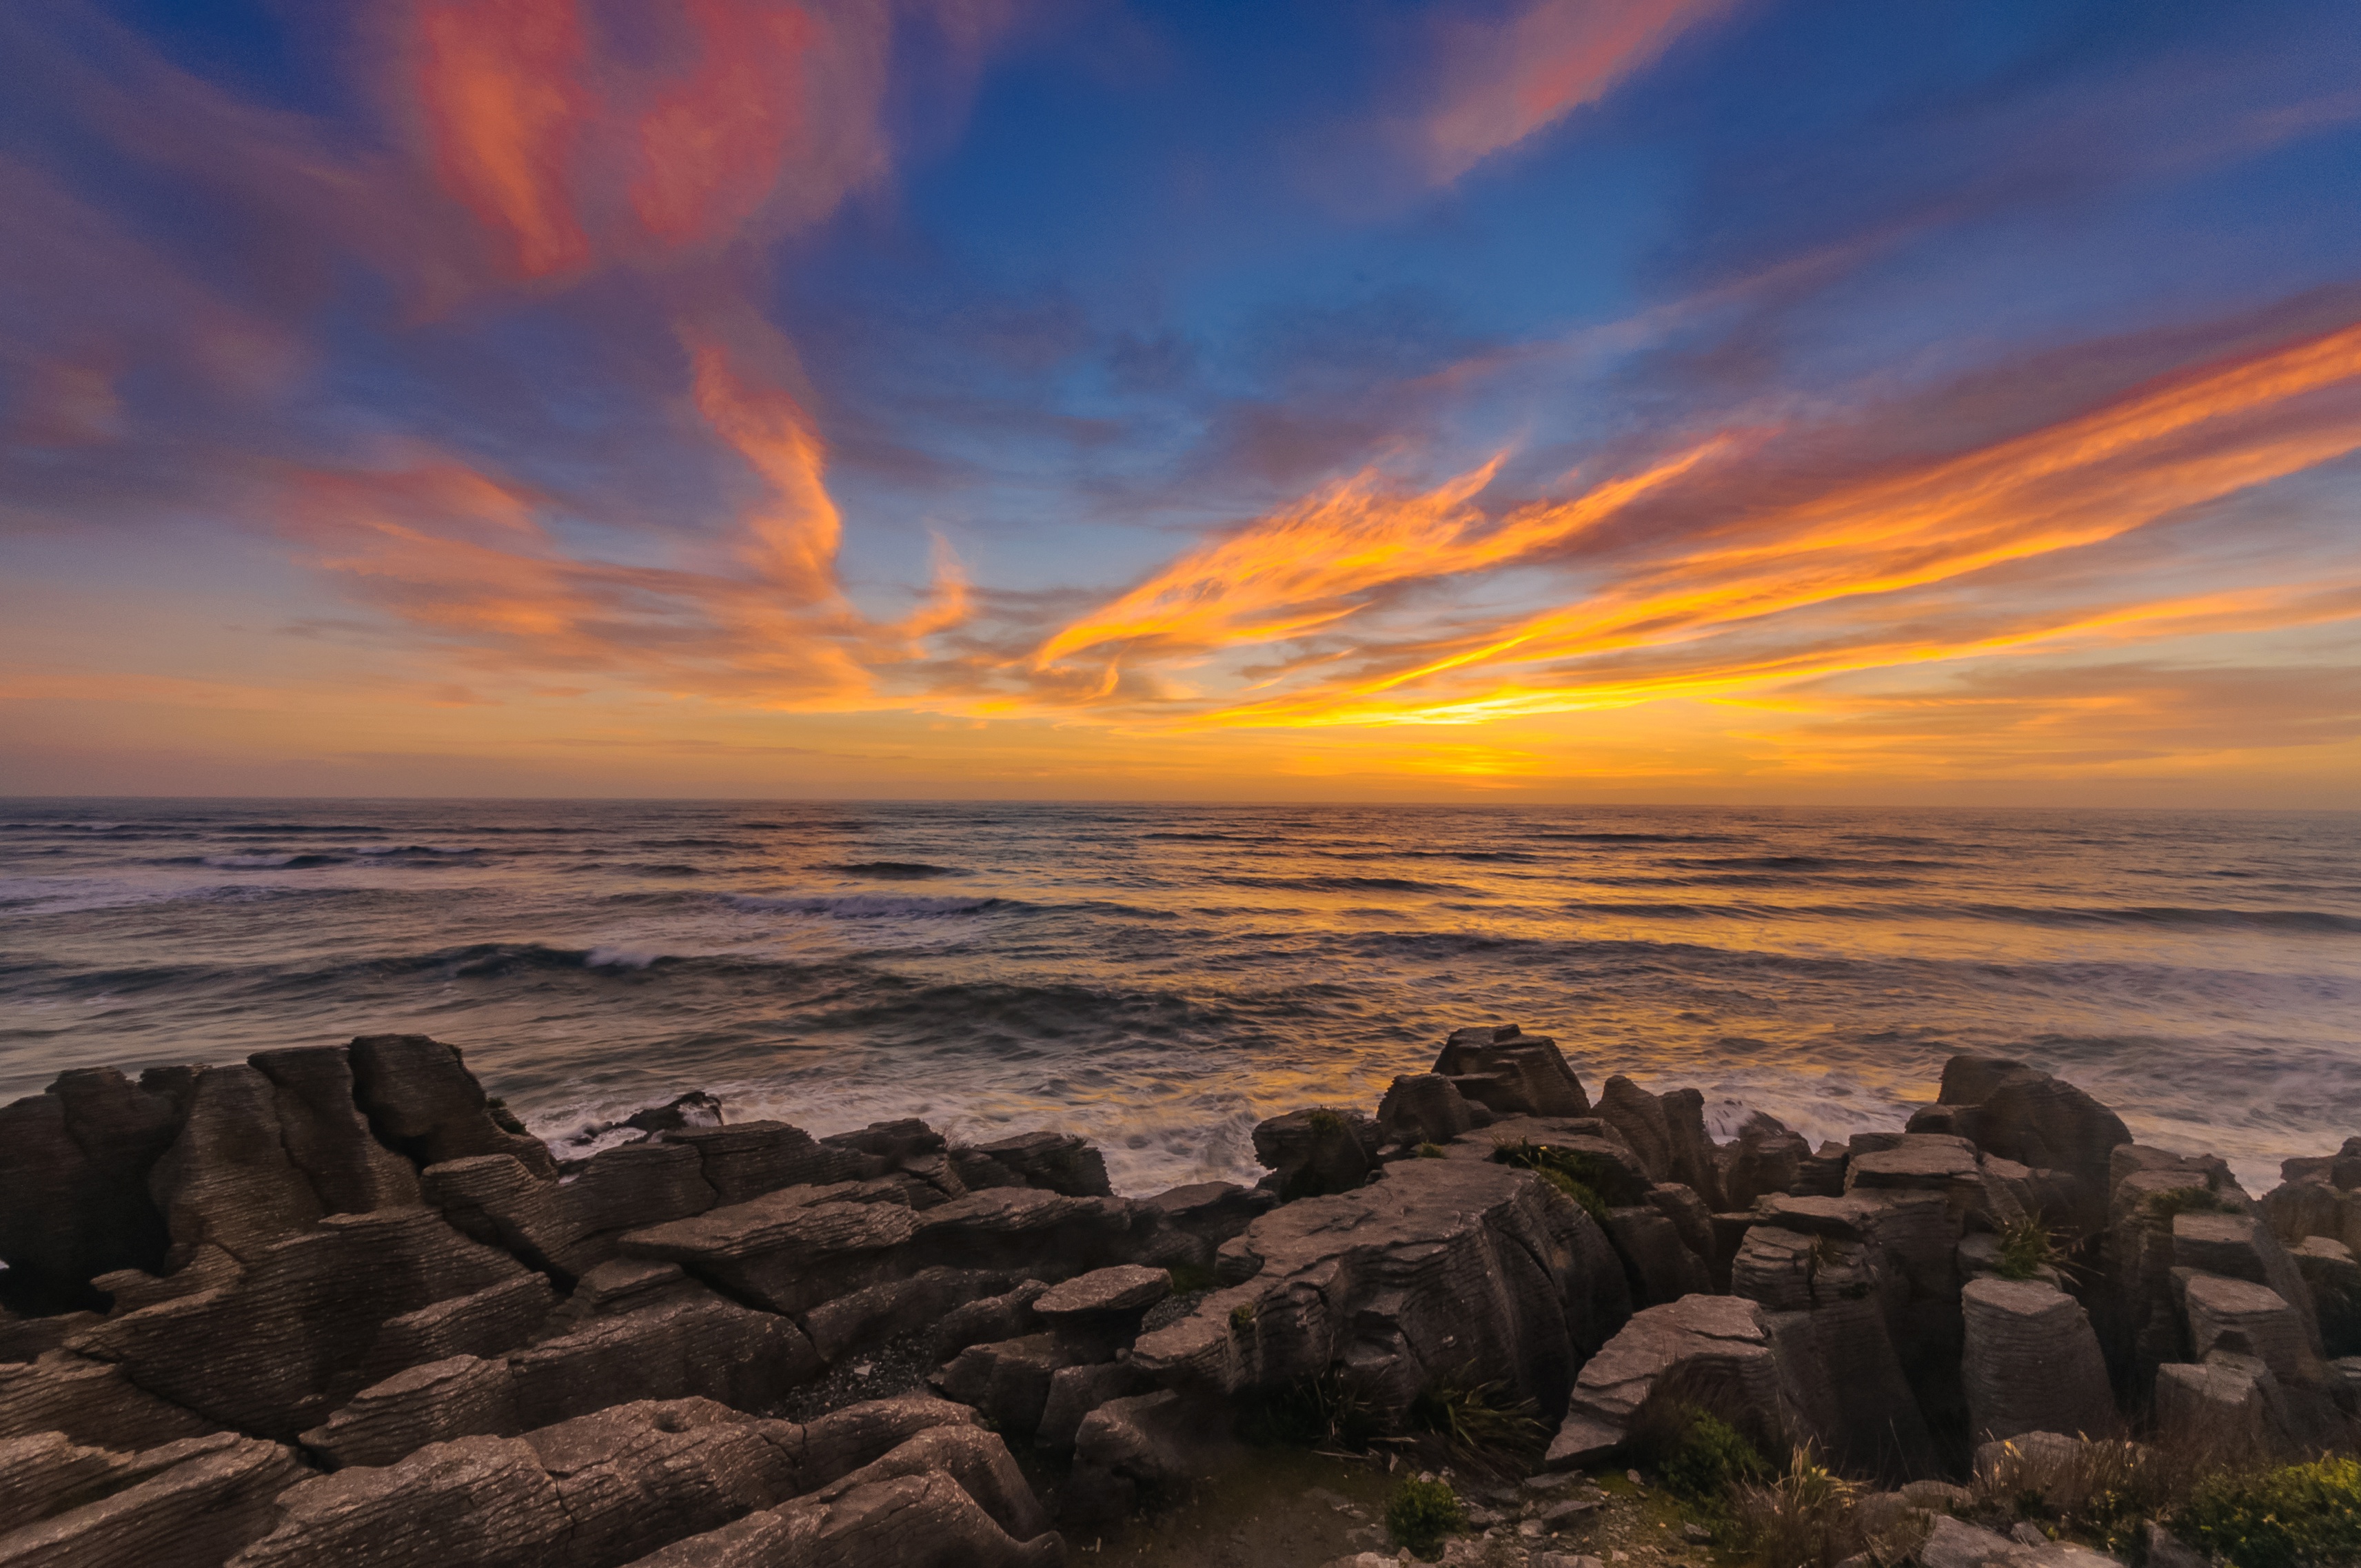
[1993,1210,2069,1281]
[1661,1409,1767,1502]
[2146,1183,2240,1222]
[1385,1476,1466,1558]
[1410,1370,1545,1468]
[1493,1139,1614,1222]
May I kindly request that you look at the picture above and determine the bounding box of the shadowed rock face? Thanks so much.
[1131,1157,1630,1428]
[12,1019,2361,1563]
[0,1069,185,1312]
[1432,1024,1592,1118]
[1925,1056,2131,1235]
[1960,1278,2116,1444]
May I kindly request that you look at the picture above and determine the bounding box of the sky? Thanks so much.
[3,0,2359,804]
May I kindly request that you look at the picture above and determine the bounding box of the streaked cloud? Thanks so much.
[1422,0,1734,181]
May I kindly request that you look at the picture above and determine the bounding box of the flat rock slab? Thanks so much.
[1035,1267,1171,1319]
[1546,1294,1782,1469]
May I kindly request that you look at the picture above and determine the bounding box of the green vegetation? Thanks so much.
[2147,1183,2240,1221]
[1729,1447,1866,1568]
[1492,1139,1613,1222]
[2178,1457,2361,1568]
[1229,1302,1257,1331]
[1384,1476,1466,1558]
[1994,1211,2069,1281]
[1409,1371,1544,1465]
[1305,1108,1348,1134]
[1661,1411,1767,1503]
[1414,1141,1446,1159]
[1164,1261,1218,1294]
[1239,1365,1382,1451]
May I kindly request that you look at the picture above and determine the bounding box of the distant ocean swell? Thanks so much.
[1,800,2355,1194]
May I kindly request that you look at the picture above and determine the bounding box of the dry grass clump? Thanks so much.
[1974,1433,2196,1558]
[1726,1446,1921,1568]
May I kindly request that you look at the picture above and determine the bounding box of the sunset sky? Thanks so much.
[3,0,2359,804]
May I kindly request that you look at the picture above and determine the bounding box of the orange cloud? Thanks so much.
[688,332,844,607]
[1022,315,2361,731]
[274,325,973,709]
[1424,0,1734,180]
[416,0,592,278]
[1033,441,1726,669]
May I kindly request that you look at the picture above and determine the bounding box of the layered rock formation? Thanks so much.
[3,1030,2355,1567]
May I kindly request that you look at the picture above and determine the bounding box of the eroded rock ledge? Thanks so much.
[1,1024,2355,1566]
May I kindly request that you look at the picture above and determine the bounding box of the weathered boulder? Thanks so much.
[1657,1088,1726,1210]
[1139,1182,1275,1270]
[0,1432,302,1568]
[958,1132,1113,1199]
[2096,1153,2245,1391]
[1067,1390,1239,1525]
[2154,1356,2275,1456]
[2171,1210,2324,1361]
[1796,1141,1850,1198]
[512,1290,819,1430]
[1752,1190,1963,1414]
[0,1068,186,1312]
[0,1352,217,1452]
[423,1143,716,1283]
[239,1395,998,1568]
[2176,1272,2322,1389]
[1133,1159,1628,1432]
[147,1064,325,1267]
[1925,1057,2129,1234]
[347,1035,556,1178]
[302,1353,523,1469]
[1960,1279,2115,1443]
[1603,1207,1711,1306]
[2292,1235,2361,1356]
[625,1466,1063,1567]
[1546,1294,1794,1469]
[1721,1114,1811,1211]
[933,1335,1069,1438]
[660,1122,863,1206]
[1432,1025,1590,1118]
[1035,1361,1147,1450]
[69,1205,527,1439]
[620,1181,1152,1320]
[1439,1116,1654,1207]
[361,1272,556,1380]
[803,1267,1027,1363]
[1375,1075,1479,1147]
[1595,1078,1676,1183]
[250,1046,422,1215]
[1252,1108,1381,1199]
[930,1281,1048,1360]
[1033,1265,1169,1360]
[1765,1295,1936,1480]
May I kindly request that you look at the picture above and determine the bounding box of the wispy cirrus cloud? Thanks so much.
[1018,312,2361,729]
[1421,0,1734,182]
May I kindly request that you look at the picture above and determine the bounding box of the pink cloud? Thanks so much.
[1423,0,1735,181]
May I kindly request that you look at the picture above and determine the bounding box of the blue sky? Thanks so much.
[3,0,2359,800]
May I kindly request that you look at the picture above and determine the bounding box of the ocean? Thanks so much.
[1,800,2355,1196]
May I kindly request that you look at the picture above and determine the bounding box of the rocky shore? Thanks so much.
[3,1026,2358,1567]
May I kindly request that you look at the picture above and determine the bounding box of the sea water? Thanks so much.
[2,800,2354,1194]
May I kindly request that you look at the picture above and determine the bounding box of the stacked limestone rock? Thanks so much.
[1,1024,2356,1567]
